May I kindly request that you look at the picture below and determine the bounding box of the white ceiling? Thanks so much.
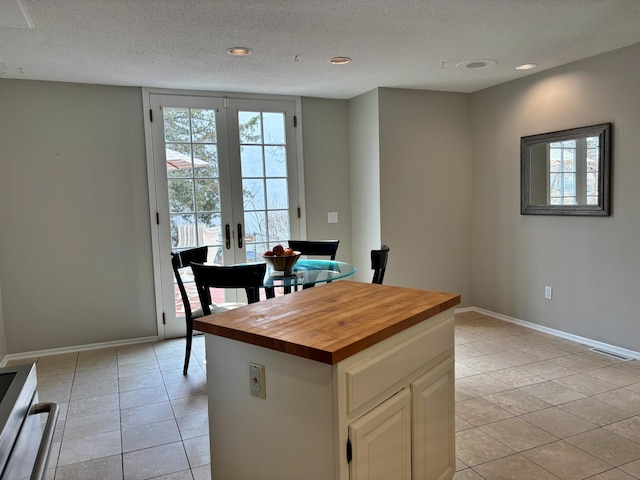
[1,0,639,99]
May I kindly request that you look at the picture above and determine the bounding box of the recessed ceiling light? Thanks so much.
[456,59,497,70]
[516,63,537,70]
[330,57,351,65]
[227,47,252,56]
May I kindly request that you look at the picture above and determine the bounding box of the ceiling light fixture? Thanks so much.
[227,47,252,56]
[330,57,351,65]
[516,63,537,70]
[456,59,496,70]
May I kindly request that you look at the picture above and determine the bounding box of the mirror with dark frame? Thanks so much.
[521,123,612,216]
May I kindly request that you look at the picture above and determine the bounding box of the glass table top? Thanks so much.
[262,259,356,289]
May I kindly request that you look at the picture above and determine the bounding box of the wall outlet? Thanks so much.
[328,211,338,224]
[249,363,266,399]
[544,286,553,300]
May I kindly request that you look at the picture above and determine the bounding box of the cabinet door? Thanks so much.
[349,389,411,480]
[411,356,455,480]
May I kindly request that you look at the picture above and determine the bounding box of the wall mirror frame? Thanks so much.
[521,123,612,216]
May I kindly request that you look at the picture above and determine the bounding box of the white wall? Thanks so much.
[378,88,472,301]
[470,43,640,350]
[0,80,156,353]
[300,98,352,262]
[348,89,382,282]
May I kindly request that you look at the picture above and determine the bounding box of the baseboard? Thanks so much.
[454,306,640,361]
[0,335,160,367]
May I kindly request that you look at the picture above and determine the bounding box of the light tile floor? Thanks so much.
[11,311,640,479]
[454,311,640,480]
[9,335,210,480]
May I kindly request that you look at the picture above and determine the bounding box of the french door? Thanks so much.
[147,93,301,338]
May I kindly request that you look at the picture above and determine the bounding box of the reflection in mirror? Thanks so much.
[521,123,611,216]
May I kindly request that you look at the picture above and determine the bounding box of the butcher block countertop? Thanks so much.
[193,281,460,365]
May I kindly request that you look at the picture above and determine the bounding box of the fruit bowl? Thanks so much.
[262,252,301,272]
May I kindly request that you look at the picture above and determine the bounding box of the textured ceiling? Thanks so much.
[1,0,639,99]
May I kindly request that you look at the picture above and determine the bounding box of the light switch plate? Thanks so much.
[328,211,338,224]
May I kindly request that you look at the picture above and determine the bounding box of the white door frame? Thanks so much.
[142,88,307,340]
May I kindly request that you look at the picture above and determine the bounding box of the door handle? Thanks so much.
[225,224,231,249]
[237,223,243,248]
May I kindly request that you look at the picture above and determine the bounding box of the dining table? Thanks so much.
[261,258,356,298]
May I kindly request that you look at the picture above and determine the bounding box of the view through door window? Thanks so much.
[239,110,291,262]
[151,98,299,329]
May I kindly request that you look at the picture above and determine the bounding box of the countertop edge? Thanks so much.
[194,290,461,365]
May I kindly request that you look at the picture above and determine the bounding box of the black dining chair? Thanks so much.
[371,244,389,284]
[171,246,211,375]
[286,240,340,291]
[190,262,266,316]
[287,240,340,260]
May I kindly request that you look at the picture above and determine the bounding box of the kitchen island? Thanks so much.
[194,281,460,480]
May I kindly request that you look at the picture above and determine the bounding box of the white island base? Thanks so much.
[202,303,456,480]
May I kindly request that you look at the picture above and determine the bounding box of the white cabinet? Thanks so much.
[347,356,454,480]
[349,389,412,480]
[338,310,455,480]
[204,307,455,480]
[411,357,455,480]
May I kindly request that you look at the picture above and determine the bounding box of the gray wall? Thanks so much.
[0,82,355,355]
[345,87,473,298]
[378,88,472,300]
[470,43,640,350]
[0,286,5,358]
[300,98,353,263]
[2,42,638,356]
[0,80,156,353]
[348,89,381,282]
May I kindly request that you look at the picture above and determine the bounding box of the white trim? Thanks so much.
[0,336,160,367]
[142,87,301,103]
[141,88,306,337]
[294,99,307,238]
[142,88,165,341]
[455,306,640,361]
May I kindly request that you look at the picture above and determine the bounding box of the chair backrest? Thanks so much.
[171,246,209,319]
[190,262,267,315]
[287,240,340,260]
[371,244,390,284]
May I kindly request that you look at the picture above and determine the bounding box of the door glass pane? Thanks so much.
[191,109,217,143]
[195,178,220,212]
[263,112,285,144]
[239,112,262,144]
[167,144,193,177]
[171,213,195,248]
[243,179,266,210]
[240,145,264,177]
[268,210,290,243]
[238,110,290,263]
[192,144,219,177]
[266,178,288,209]
[265,146,287,176]
[164,107,221,319]
[163,108,191,142]
[244,210,266,262]
[168,179,194,212]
